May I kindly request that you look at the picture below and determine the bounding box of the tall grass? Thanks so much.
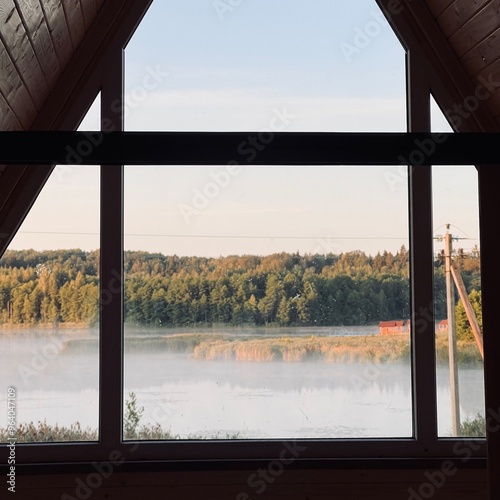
[192,334,483,364]
[0,421,97,443]
[193,335,412,363]
[435,333,483,365]
[0,391,240,443]
[59,331,482,364]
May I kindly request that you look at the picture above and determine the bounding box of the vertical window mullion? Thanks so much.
[478,165,500,499]
[99,48,124,452]
[407,49,438,449]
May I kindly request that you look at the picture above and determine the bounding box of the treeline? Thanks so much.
[0,250,99,325]
[0,247,480,327]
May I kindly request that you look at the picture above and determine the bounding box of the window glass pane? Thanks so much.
[0,95,101,443]
[123,165,411,440]
[431,97,485,438]
[124,0,406,132]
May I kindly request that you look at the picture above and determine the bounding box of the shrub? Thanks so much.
[459,413,486,438]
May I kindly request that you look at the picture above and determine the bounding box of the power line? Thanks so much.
[17,231,409,240]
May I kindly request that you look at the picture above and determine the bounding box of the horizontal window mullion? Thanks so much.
[0,132,498,165]
[0,438,486,465]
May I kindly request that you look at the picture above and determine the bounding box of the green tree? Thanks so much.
[455,289,482,342]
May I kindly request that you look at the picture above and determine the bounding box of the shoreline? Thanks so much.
[0,322,93,329]
[54,331,482,365]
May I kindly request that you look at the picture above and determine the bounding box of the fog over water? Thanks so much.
[0,327,485,439]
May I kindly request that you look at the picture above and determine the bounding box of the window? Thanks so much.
[0,96,101,444]
[0,0,489,466]
[431,98,485,438]
[123,165,412,440]
[121,0,413,443]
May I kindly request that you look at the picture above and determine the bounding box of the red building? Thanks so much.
[379,320,410,335]
[438,319,448,332]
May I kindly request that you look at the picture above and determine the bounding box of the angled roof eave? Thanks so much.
[0,0,153,257]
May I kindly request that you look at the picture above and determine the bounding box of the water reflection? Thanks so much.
[0,327,484,439]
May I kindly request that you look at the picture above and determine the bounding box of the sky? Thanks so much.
[8,0,480,257]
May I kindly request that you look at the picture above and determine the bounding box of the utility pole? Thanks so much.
[444,224,460,436]
[450,263,484,359]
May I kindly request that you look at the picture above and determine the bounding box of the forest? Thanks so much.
[0,247,481,328]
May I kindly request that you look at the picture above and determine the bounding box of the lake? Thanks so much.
[0,326,485,439]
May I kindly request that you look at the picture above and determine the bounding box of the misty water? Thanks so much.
[0,327,485,439]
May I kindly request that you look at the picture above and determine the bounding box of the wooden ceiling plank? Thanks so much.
[61,0,86,49]
[13,0,61,90]
[460,27,500,76]
[2,84,37,129]
[80,0,97,32]
[0,92,22,131]
[0,40,19,100]
[474,59,500,116]
[14,0,41,33]
[94,0,105,12]
[0,166,29,213]
[0,165,54,257]
[40,0,74,69]
[28,16,62,88]
[380,0,499,132]
[0,38,37,129]
[0,0,49,111]
[424,0,455,17]
[448,0,500,58]
[37,0,65,73]
[436,0,490,38]
[30,0,153,131]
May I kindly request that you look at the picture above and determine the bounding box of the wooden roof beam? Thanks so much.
[377,0,500,133]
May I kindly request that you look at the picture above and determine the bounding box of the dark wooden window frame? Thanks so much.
[0,43,498,472]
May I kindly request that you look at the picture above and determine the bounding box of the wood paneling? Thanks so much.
[448,1,500,58]
[437,0,490,38]
[15,0,62,89]
[388,0,498,131]
[0,0,100,131]
[0,37,37,129]
[475,59,500,117]
[14,0,41,32]
[426,0,456,17]
[40,0,73,68]
[425,0,500,126]
[80,0,97,31]
[0,0,49,111]
[0,92,22,130]
[460,27,500,77]
[0,166,28,213]
[62,0,86,49]
[12,469,488,500]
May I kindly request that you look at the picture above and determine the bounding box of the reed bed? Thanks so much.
[193,334,482,364]
[193,335,412,363]
[58,332,482,364]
